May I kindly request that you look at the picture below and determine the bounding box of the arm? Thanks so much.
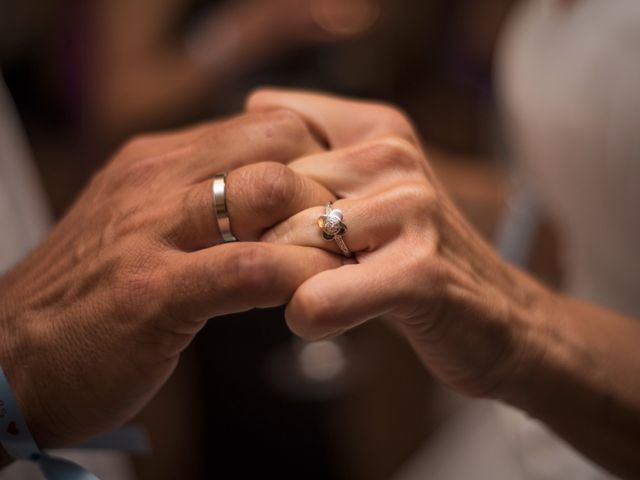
[249,88,640,479]
[508,292,640,478]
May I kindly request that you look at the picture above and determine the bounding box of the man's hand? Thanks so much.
[0,109,342,448]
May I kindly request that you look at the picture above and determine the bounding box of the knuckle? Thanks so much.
[266,108,306,130]
[229,244,275,291]
[126,133,155,150]
[369,137,423,171]
[377,183,440,235]
[111,158,163,191]
[118,134,158,160]
[370,103,416,141]
[263,162,298,208]
[245,87,281,111]
[261,108,311,144]
[408,248,440,280]
[244,162,298,214]
[388,182,436,211]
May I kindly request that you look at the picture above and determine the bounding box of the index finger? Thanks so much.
[165,242,344,322]
[245,88,418,149]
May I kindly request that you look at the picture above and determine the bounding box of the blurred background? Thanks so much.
[0,0,561,478]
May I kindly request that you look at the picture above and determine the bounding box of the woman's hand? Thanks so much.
[0,109,342,448]
[250,89,551,399]
[251,89,640,479]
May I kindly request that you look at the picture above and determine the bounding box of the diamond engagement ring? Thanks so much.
[318,202,351,257]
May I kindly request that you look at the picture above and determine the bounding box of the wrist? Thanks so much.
[0,277,19,390]
[1,287,24,465]
[0,278,56,449]
[489,270,559,408]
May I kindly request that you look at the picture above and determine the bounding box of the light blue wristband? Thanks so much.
[0,366,100,479]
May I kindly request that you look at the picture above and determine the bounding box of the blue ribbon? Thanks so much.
[0,366,103,479]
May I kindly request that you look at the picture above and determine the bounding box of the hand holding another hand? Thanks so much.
[3,88,637,479]
[249,90,640,480]
[250,89,550,400]
[0,109,343,447]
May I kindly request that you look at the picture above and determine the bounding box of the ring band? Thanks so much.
[318,202,352,257]
[333,235,351,258]
[213,173,237,243]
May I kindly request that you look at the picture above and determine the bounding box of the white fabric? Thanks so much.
[499,0,640,318]
[396,1,640,479]
[0,75,50,275]
[0,74,136,479]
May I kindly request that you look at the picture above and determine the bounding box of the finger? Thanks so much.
[165,242,344,322]
[115,121,224,163]
[225,162,335,241]
[284,259,411,341]
[246,88,418,148]
[163,162,336,250]
[261,201,391,256]
[287,137,426,197]
[117,111,319,162]
[262,185,433,255]
[183,109,327,183]
[123,109,326,186]
[116,121,229,160]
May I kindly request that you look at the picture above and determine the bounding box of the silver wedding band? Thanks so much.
[213,173,237,243]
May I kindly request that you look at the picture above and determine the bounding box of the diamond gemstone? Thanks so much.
[323,215,342,235]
